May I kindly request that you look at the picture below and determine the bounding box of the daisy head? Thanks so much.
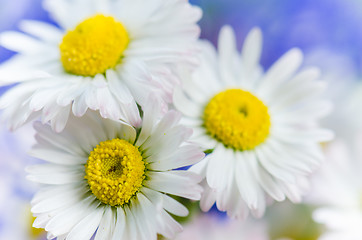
[0,0,202,132]
[173,26,334,219]
[26,99,204,239]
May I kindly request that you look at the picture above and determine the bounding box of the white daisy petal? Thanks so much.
[189,154,210,178]
[268,80,327,112]
[149,144,204,171]
[160,194,189,217]
[19,20,63,43]
[199,182,217,212]
[130,194,157,240]
[255,164,286,202]
[206,146,234,190]
[66,206,104,240]
[142,125,192,158]
[218,25,239,87]
[235,152,260,209]
[256,145,297,183]
[258,48,303,97]
[111,208,126,240]
[94,207,115,240]
[157,210,183,239]
[241,27,263,81]
[123,205,139,240]
[45,196,96,236]
[173,87,202,117]
[146,171,202,200]
[31,184,88,213]
[273,127,334,143]
[0,31,47,53]
[215,158,237,212]
[136,95,162,146]
[50,104,71,133]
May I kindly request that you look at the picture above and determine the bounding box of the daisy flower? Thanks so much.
[0,0,201,132]
[26,98,204,240]
[173,26,333,219]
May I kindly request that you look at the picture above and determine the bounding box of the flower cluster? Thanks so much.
[0,0,338,239]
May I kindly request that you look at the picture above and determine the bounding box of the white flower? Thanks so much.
[173,26,333,219]
[309,140,362,240]
[0,0,202,132]
[26,100,204,240]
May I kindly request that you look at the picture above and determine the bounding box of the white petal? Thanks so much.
[218,25,239,87]
[189,155,210,178]
[50,104,71,133]
[156,210,183,239]
[66,206,103,240]
[94,206,115,240]
[199,180,217,212]
[241,27,263,80]
[31,184,88,213]
[145,171,202,200]
[111,208,126,240]
[206,146,234,190]
[130,193,157,240]
[19,20,63,43]
[136,95,162,146]
[258,48,303,96]
[273,127,334,143]
[45,196,96,236]
[235,151,260,209]
[160,194,188,217]
[173,87,202,118]
[27,164,84,185]
[123,205,139,240]
[249,153,285,201]
[142,125,192,159]
[255,145,296,183]
[149,144,204,171]
[0,31,47,53]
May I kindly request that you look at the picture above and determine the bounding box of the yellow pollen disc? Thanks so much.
[203,89,271,151]
[60,14,129,77]
[85,139,145,206]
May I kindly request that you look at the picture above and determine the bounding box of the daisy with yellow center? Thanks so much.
[27,101,204,239]
[0,0,201,132]
[173,26,333,219]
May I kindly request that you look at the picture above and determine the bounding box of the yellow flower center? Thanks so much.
[85,139,145,206]
[60,14,129,77]
[203,89,270,151]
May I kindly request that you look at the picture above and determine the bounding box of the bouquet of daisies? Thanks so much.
[0,0,338,239]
